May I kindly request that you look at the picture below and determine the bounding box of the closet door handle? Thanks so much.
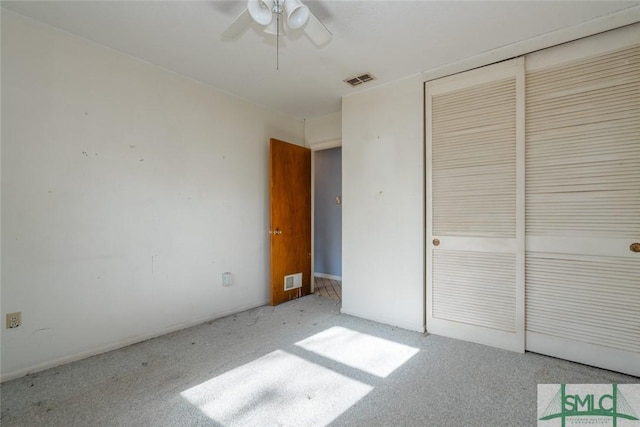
[631,243,640,253]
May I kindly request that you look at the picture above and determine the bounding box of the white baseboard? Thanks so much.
[340,307,425,334]
[0,299,269,383]
[314,273,342,281]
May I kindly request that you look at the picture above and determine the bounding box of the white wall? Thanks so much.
[1,11,303,381]
[341,75,424,332]
[305,112,342,149]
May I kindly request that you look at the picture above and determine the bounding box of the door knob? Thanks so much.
[274,228,283,235]
[631,243,640,253]
[433,238,440,246]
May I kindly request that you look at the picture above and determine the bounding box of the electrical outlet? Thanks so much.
[6,312,22,329]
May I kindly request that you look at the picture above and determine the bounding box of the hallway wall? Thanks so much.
[314,147,342,277]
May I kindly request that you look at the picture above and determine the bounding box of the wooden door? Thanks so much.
[425,59,525,353]
[270,138,311,305]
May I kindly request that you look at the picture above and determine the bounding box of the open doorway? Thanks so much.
[313,146,342,301]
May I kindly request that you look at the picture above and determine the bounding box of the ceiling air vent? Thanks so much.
[344,73,376,87]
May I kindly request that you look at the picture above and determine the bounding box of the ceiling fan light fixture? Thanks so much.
[248,0,274,26]
[263,16,285,35]
[283,0,309,30]
[221,0,333,54]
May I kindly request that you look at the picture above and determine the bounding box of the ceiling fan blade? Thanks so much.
[222,9,252,40]
[303,12,332,46]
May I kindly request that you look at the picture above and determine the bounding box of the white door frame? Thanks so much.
[309,138,342,293]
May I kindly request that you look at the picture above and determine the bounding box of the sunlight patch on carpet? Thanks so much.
[295,326,419,378]
[181,349,372,426]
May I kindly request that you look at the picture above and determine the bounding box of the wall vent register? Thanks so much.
[284,273,303,291]
[344,73,376,87]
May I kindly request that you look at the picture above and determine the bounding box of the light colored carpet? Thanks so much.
[1,295,637,426]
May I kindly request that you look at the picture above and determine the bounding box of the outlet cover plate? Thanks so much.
[6,312,22,329]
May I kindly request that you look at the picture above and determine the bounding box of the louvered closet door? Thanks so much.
[425,59,525,353]
[525,24,640,376]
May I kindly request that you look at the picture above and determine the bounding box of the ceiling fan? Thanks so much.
[222,0,333,46]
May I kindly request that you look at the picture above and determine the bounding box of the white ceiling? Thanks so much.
[2,1,639,119]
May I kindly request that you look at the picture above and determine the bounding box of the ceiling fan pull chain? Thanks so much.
[276,8,280,70]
